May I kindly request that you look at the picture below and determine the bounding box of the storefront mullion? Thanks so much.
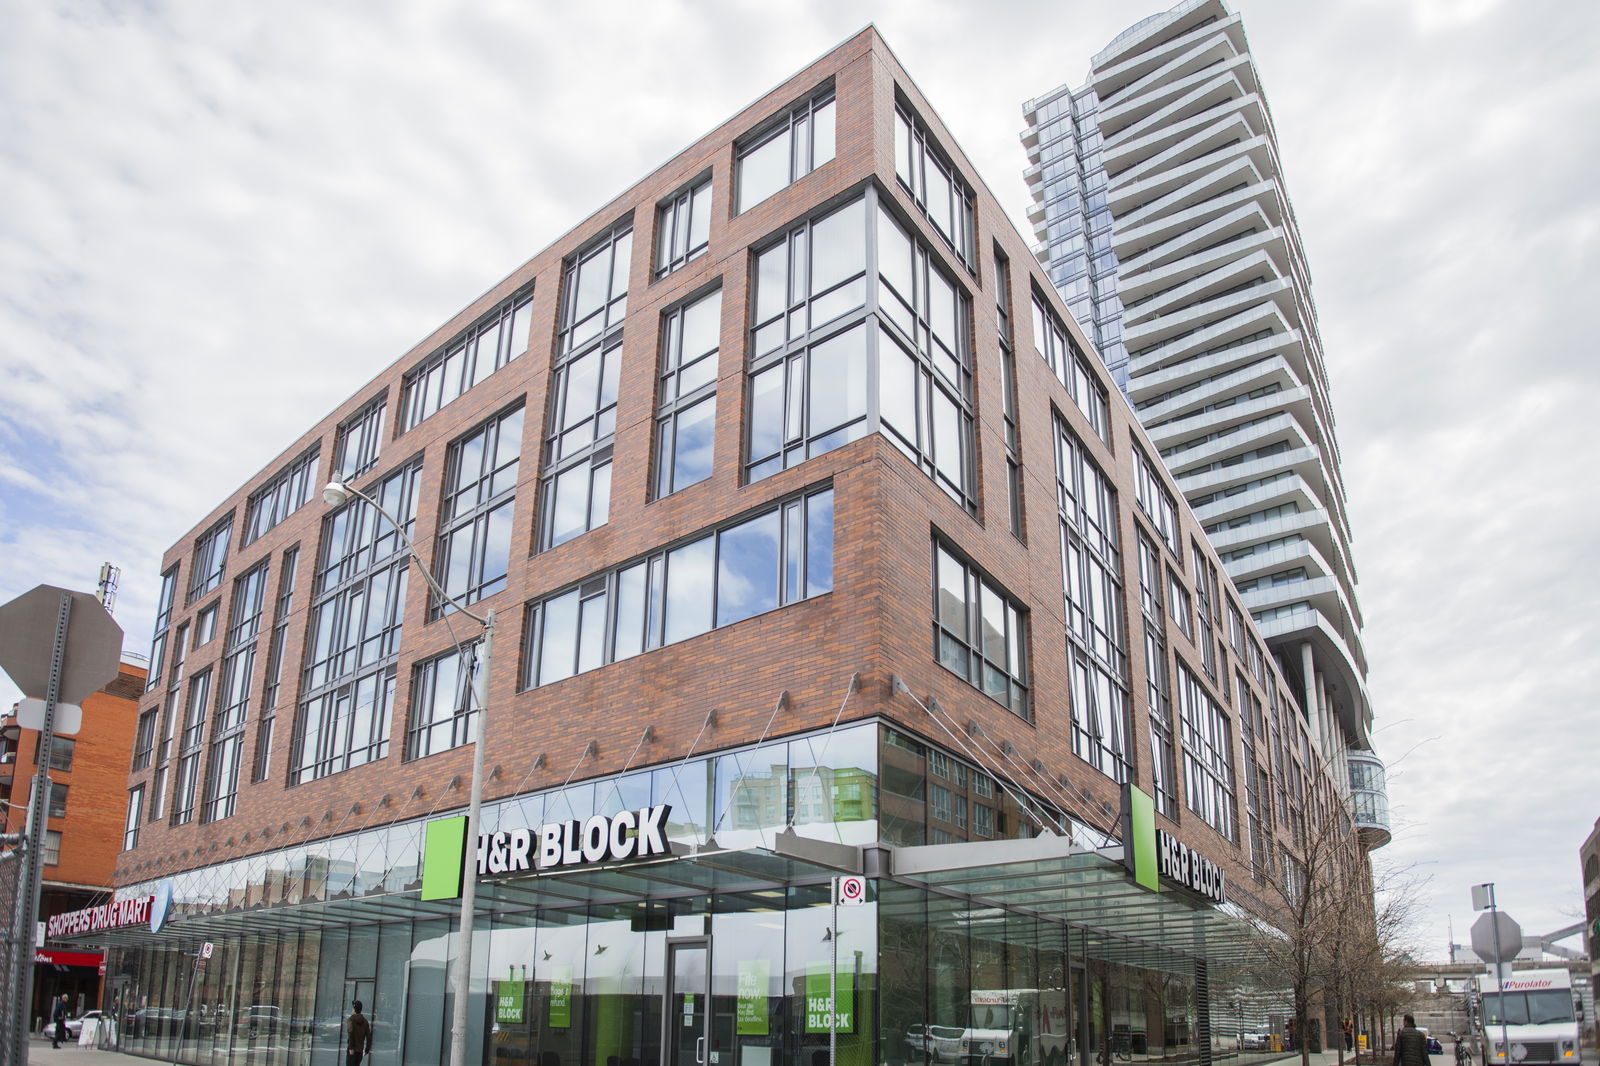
[313,927,350,1066]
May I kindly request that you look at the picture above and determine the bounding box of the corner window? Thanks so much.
[656,175,712,277]
[746,198,870,481]
[933,541,1029,718]
[736,87,835,214]
[655,288,721,497]
[745,189,977,510]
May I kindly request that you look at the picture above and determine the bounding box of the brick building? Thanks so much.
[1,653,145,1024]
[95,27,1353,1066]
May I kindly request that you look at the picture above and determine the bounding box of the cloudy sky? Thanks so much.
[3,0,1597,959]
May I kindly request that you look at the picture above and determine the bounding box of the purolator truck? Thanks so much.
[1476,968,1580,1066]
[961,989,1072,1066]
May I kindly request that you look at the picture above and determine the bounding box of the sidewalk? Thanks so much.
[25,1031,125,1066]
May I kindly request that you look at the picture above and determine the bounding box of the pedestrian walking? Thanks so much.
[346,999,372,1066]
[1394,1014,1430,1066]
[51,994,70,1049]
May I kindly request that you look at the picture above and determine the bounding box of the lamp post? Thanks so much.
[322,481,493,1066]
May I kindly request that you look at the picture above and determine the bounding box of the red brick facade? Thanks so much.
[117,28,1333,923]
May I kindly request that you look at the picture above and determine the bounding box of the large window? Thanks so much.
[656,288,721,497]
[747,198,869,480]
[656,175,712,277]
[334,395,386,481]
[254,546,298,782]
[1192,541,1221,679]
[736,87,835,214]
[933,542,1028,717]
[400,290,532,431]
[146,566,177,692]
[541,224,631,549]
[170,668,212,825]
[996,251,1024,539]
[38,736,74,773]
[1032,295,1109,442]
[746,190,976,508]
[293,462,418,784]
[1137,532,1178,819]
[407,648,478,760]
[202,561,268,822]
[1132,443,1179,556]
[875,205,973,504]
[123,786,144,851]
[1057,418,1129,781]
[524,486,833,686]
[131,707,157,771]
[189,515,233,603]
[150,621,187,820]
[243,446,318,545]
[894,102,975,266]
[1176,661,1237,840]
[438,405,523,607]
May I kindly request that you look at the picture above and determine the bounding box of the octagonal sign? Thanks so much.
[0,585,123,705]
[1470,910,1523,963]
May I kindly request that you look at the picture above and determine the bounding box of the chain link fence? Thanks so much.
[0,836,27,1066]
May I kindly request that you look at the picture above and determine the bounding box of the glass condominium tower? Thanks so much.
[1022,0,1389,846]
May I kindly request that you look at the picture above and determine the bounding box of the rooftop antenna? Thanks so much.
[97,562,121,615]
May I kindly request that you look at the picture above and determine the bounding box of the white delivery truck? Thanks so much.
[961,989,1072,1066]
[1476,968,1581,1066]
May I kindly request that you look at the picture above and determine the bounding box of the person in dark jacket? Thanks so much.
[1394,1015,1430,1066]
[346,1000,372,1066]
[51,995,70,1048]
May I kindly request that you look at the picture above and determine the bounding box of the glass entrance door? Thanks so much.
[666,942,709,1066]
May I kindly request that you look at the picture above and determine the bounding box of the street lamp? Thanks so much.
[322,480,493,1066]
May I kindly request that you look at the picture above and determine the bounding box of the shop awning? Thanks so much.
[73,828,860,947]
[881,833,1265,974]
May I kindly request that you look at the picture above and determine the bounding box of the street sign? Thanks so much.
[15,699,82,735]
[836,875,866,906]
[1471,910,1523,962]
[200,942,214,960]
[0,585,122,703]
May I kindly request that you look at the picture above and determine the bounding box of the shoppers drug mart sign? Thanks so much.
[46,895,155,939]
[422,805,673,901]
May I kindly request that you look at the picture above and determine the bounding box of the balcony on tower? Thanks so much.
[1347,749,1391,849]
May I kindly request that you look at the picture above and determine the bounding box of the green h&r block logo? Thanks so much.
[421,816,468,901]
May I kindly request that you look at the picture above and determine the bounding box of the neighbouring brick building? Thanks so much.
[95,27,1353,1066]
[1,653,145,1024]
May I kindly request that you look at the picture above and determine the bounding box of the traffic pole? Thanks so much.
[7,592,70,1066]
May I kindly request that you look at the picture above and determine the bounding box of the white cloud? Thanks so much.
[2,0,1597,954]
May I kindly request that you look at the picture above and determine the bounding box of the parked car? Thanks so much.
[1427,1037,1443,1055]
[1240,1033,1270,1050]
[906,1024,967,1062]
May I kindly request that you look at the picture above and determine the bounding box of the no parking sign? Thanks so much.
[835,875,866,906]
